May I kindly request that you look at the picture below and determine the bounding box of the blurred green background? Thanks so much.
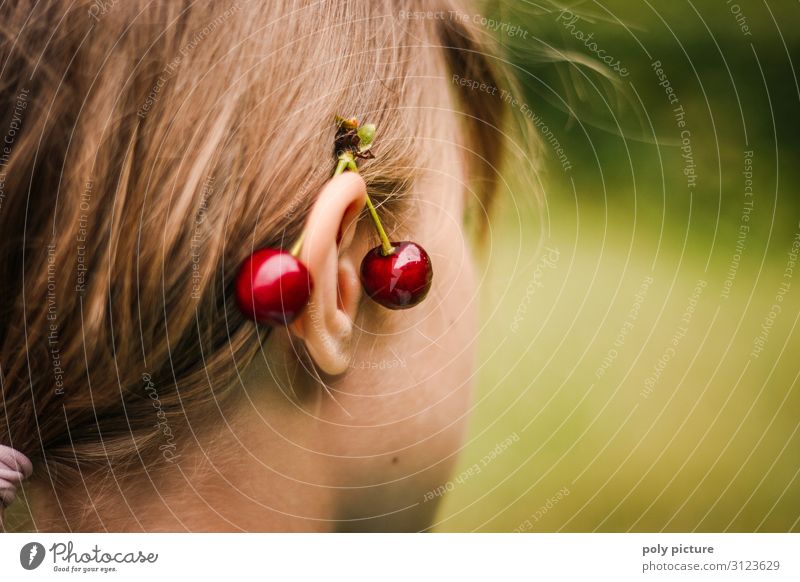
[434,0,800,532]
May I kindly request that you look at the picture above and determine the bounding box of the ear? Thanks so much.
[289,172,367,375]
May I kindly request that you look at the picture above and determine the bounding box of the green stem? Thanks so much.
[334,156,349,177]
[337,154,395,256]
[289,231,305,257]
[363,193,395,256]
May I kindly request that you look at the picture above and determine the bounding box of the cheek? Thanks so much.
[396,232,478,461]
[419,233,478,438]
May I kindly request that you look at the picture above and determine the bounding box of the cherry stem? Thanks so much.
[334,157,349,177]
[289,231,305,257]
[335,151,395,256]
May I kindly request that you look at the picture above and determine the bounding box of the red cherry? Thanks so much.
[235,249,313,325]
[360,241,433,309]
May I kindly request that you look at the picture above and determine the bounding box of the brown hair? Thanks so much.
[0,0,511,528]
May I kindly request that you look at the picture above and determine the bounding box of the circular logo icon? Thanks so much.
[19,542,46,570]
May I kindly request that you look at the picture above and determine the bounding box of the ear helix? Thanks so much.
[234,116,433,326]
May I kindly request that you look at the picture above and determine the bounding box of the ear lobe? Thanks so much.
[289,172,367,375]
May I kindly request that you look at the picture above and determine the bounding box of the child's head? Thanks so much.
[0,0,510,530]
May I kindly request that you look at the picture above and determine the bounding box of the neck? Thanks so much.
[27,347,338,532]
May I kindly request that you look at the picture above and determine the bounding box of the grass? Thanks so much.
[433,191,800,532]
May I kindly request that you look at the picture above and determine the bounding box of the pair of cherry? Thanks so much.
[234,118,433,326]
